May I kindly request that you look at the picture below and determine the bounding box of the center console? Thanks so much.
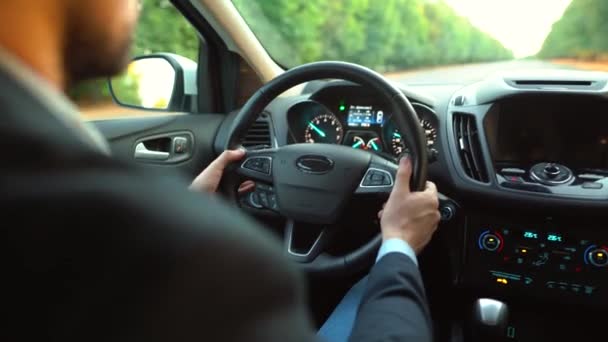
[463,216,608,305]
[484,95,608,198]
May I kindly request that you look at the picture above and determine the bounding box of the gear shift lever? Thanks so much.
[472,298,509,341]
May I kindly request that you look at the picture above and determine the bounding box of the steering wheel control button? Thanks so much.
[258,191,270,208]
[268,193,278,210]
[588,248,608,267]
[361,168,394,187]
[242,156,272,175]
[248,192,263,209]
[582,182,603,189]
[247,183,278,211]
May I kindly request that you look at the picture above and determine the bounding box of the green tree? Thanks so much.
[539,0,608,59]
[234,0,513,70]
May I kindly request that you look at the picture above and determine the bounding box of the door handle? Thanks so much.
[134,142,170,160]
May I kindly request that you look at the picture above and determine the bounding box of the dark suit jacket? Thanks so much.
[1,69,432,341]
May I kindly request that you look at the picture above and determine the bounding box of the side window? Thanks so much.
[70,0,200,121]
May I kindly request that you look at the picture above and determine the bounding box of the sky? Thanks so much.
[443,0,573,58]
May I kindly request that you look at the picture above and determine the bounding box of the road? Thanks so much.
[385,59,584,86]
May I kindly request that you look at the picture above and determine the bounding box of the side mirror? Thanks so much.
[109,53,197,112]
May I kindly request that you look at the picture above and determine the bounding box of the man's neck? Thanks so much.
[0,3,66,90]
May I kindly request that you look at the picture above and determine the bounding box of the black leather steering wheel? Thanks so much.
[224,61,428,275]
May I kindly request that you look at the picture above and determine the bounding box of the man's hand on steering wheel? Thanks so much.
[378,156,440,254]
[190,149,255,194]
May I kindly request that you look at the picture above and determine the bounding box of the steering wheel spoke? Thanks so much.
[283,219,332,263]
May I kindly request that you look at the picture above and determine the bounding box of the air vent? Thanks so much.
[453,113,489,183]
[242,115,272,148]
[514,80,592,86]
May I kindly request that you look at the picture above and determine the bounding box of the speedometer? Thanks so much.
[390,129,405,155]
[304,114,344,144]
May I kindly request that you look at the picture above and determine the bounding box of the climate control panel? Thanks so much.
[464,218,608,304]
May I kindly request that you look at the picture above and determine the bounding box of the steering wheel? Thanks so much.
[224,61,428,275]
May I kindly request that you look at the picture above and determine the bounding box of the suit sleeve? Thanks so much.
[7,166,320,342]
[348,252,433,342]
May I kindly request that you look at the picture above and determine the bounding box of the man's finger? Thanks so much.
[238,181,256,194]
[390,156,412,196]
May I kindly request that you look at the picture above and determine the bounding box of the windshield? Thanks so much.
[232,0,607,82]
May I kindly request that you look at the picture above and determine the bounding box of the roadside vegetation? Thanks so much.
[539,0,608,61]
[233,0,513,71]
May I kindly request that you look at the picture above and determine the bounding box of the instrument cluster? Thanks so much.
[287,99,438,158]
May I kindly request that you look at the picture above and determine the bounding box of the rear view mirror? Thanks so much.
[109,53,197,112]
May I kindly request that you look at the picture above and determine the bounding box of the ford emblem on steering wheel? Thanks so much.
[296,155,335,174]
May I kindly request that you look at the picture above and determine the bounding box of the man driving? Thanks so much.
[2,1,440,341]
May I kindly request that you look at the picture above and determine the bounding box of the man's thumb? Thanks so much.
[219,149,246,164]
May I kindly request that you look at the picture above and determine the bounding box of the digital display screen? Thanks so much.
[347,105,384,127]
[547,233,563,242]
[521,230,563,242]
[485,97,608,169]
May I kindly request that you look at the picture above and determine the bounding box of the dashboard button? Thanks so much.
[505,176,524,183]
[589,248,608,267]
[579,173,604,181]
[482,234,501,252]
[501,168,526,175]
[582,182,603,189]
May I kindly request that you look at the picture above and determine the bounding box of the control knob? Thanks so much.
[588,247,608,267]
[479,231,503,252]
[544,163,561,178]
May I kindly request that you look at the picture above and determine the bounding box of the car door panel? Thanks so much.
[91,113,226,179]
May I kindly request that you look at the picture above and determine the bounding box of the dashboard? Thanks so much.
[285,88,438,159]
[226,69,608,339]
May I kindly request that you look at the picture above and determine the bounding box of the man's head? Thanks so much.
[64,0,140,85]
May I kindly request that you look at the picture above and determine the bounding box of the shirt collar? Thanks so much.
[0,46,111,155]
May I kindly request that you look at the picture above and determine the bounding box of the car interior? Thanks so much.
[90,0,608,341]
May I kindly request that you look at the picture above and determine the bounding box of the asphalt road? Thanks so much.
[387,59,579,86]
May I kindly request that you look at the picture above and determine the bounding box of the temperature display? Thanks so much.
[547,233,563,242]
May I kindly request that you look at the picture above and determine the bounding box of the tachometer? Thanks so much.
[421,119,437,147]
[304,114,344,144]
